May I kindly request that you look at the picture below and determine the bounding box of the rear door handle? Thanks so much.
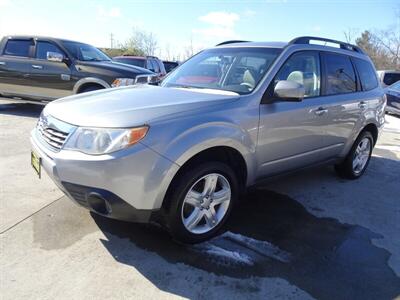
[32,65,43,70]
[313,107,328,116]
[0,61,5,65]
[359,101,367,109]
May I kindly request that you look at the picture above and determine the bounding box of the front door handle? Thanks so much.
[359,101,367,109]
[32,65,43,70]
[313,107,328,116]
[0,61,5,66]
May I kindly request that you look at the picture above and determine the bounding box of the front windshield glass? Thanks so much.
[389,80,400,91]
[62,41,111,61]
[113,57,145,68]
[162,47,282,94]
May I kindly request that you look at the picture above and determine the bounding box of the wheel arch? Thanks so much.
[73,77,110,94]
[361,123,379,145]
[160,145,249,212]
[146,119,258,211]
[151,131,257,211]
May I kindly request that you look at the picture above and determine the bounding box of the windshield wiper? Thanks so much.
[85,58,108,62]
[169,84,206,89]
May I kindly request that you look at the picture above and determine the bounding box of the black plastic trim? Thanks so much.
[289,36,365,54]
[62,182,159,223]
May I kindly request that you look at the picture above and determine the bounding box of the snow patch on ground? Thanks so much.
[192,231,291,267]
[384,115,400,132]
[375,145,400,152]
[195,243,254,266]
[223,231,291,263]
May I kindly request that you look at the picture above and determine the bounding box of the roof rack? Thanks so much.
[216,40,249,46]
[289,36,365,54]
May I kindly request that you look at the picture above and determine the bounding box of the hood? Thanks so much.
[45,85,239,127]
[77,60,153,75]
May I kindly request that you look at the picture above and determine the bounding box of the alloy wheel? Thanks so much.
[181,173,231,234]
[352,137,371,174]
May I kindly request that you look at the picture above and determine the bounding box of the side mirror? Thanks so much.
[274,80,305,101]
[46,51,64,63]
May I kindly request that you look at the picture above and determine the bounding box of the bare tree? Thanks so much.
[371,8,400,69]
[181,37,203,61]
[354,8,400,70]
[182,37,194,60]
[343,28,359,44]
[124,27,158,56]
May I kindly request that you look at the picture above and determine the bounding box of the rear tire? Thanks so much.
[165,162,239,244]
[334,131,374,179]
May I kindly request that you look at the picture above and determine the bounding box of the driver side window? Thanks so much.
[35,41,64,60]
[275,51,321,98]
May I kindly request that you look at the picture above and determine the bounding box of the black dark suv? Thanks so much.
[0,36,154,102]
[113,55,167,78]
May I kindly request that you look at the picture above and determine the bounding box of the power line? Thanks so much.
[110,33,114,49]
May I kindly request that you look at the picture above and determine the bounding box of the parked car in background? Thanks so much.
[113,55,166,78]
[31,36,385,243]
[0,36,154,102]
[163,60,179,73]
[377,70,400,88]
[384,81,400,116]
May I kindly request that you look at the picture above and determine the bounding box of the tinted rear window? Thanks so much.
[164,61,178,73]
[353,58,378,91]
[323,53,356,95]
[4,40,33,57]
[113,57,145,68]
[383,73,400,86]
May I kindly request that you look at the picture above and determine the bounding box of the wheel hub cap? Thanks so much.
[352,137,371,174]
[181,173,231,234]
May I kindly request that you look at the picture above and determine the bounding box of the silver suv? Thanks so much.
[30,37,385,243]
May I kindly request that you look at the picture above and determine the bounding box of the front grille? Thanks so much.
[37,123,69,149]
[36,113,74,151]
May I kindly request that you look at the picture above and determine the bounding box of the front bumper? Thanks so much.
[386,104,400,116]
[61,182,157,222]
[30,129,179,222]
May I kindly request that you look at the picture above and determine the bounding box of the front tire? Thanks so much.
[335,131,374,179]
[165,162,239,244]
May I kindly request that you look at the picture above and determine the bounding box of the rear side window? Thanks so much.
[353,58,378,91]
[151,59,160,73]
[323,53,356,95]
[3,39,33,57]
[35,41,64,60]
[383,73,400,86]
[146,59,154,71]
[157,60,166,73]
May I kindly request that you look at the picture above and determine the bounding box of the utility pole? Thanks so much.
[110,33,114,49]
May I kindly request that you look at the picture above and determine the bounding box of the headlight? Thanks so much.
[64,126,149,155]
[111,78,135,87]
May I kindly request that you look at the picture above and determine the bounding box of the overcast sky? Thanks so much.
[0,0,398,59]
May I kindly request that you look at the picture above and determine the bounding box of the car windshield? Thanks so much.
[389,80,400,91]
[164,61,179,73]
[383,73,400,86]
[62,41,111,61]
[113,57,146,68]
[162,47,282,94]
